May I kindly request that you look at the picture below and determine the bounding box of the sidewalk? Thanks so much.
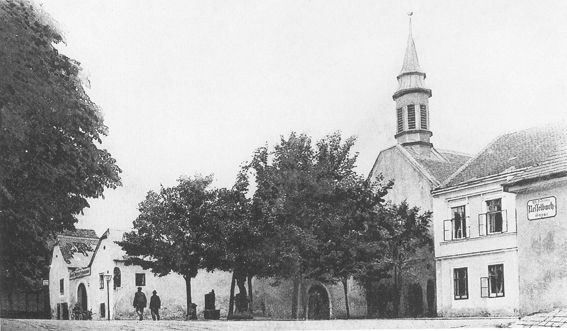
[514,309,567,328]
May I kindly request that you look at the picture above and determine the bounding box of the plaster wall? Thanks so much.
[48,246,71,319]
[369,147,433,210]
[435,249,519,316]
[514,178,567,315]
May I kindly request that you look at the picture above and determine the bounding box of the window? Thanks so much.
[59,279,64,295]
[420,104,427,129]
[135,273,146,286]
[407,105,416,129]
[113,267,121,289]
[453,268,468,300]
[452,205,467,239]
[397,108,403,133]
[99,274,104,289]
[489,264,504,297]
[486,199,503,233]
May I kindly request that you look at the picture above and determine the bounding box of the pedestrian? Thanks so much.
[150,290,161,321]
[133,287,147,320]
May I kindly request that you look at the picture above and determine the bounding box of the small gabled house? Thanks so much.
[49,229,99,319]
[431,124,567,316]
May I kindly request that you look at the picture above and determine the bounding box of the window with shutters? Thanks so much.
[407,105,416,129]
[453,268,468,300]
[481,264,505,298]
[478,198,508,236]
[397,108,403,133]
[420,104,427,129]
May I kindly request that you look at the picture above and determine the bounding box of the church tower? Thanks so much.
[393,15,433,154]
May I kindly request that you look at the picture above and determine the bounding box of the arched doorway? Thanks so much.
[407,283,423,317]
[77,283,87,311]
[307,285,330,320]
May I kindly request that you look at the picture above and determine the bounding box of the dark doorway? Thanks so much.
[77,283,87,311]
[307,285,330,320]
[426,279,436,316]
[407,283,423,317]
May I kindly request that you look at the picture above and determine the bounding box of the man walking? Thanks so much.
[133,287,147,320]
[150,290,161,321]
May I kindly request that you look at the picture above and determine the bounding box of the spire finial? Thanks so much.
[408,12,413,37]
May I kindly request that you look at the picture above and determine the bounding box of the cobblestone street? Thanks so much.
[1,318,517,330]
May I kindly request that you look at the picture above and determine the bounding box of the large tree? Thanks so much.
[119,175,220,319]
[0,0,121,291]
[311,175,391,319]
[247,131,369,319]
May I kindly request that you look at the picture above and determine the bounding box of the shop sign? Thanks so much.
[528,196,557,220]
[70,267,91,280]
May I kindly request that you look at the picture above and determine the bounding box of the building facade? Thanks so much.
[432,124,567,316]
[367,18,470,317]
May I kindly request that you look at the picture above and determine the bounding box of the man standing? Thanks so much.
[133,287,147,320]
[150,290,161,321]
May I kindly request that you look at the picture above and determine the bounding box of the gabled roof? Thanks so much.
[505,142,567,187]
[56,229,99,268]
[88,228,129,267]
[407,148,471,186]
[441,124,567,189]
[370,144,470,188]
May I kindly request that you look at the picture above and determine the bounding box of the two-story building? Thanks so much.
[432,124,567,316]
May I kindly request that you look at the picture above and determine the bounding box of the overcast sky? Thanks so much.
[40,0,567,235]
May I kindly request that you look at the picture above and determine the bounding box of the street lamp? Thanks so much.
[104,271,112,320]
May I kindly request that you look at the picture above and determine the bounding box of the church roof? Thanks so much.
[441,124,567,189]
[56,230,99,268]
[402,146,471,186]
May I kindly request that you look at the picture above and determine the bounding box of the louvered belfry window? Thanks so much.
[420,104,427,129]
[397,108,403,133]
[407,105,416,129]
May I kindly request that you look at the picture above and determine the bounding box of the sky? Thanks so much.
[39,0,567,235]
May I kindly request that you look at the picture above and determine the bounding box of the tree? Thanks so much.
[380,201,433,317]
[209,170,265,318]
[0,0,121,292]
[119,175,220,319]
[311,175,391,319]
[248,131,368,319]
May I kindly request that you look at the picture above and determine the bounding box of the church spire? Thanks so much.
[392,13,433,152]
[400,13,422,75]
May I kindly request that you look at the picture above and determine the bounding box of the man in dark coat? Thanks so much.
[133,287,147,320]
[150,290,161,321]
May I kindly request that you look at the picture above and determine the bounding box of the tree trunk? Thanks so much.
[228,272,236,319]
[342,277,350,319]
[291,276,299,319]
[393,265,400,318]
[247,275,253,315]
[184,276,192,320]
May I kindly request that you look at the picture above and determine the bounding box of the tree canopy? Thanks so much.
[0,0,121,290]
[119,175,220,318]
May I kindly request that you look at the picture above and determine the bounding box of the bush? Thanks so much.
[72,303,93,320]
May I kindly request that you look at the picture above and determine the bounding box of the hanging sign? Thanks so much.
[70,267,91,280]
[527,196,557,220]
